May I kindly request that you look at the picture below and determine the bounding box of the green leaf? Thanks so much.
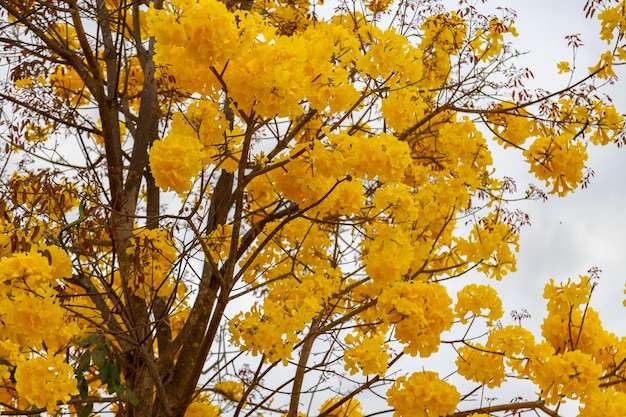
[126,388,139,406]
[99,359,111,384]
[78,378,89,400]
[99,359,123,394]
[79,402,93,417]
[78,351,91,372]
[106,360,122,394]
[91,347,105,369]
[77,334,100,347]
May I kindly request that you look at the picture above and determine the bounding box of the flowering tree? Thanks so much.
[0,0,625,415]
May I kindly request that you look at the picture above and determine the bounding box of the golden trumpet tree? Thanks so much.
[0,0,625,416]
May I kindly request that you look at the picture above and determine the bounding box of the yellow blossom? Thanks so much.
[378,281,454,357]
[319,397,363,417]
[387,371,459,417]
[557,61,571,73]
[532,350,602,405]
[456,343,506,388]
[578,388,626,417]
[36,244,73,279]
[14,355,78,409]
[597,5,626,42]
[0,251,55,289]
[185,398,221,417]
[365,0,393,13]
[213,380,244,402]
[149,133,204,194]
[343,331,390,376]
[589,50,617,79]
[13,77,33,89]
[525,133,587,196]
[455,283,504,324]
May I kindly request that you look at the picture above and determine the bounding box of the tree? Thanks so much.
[0,0,625,415]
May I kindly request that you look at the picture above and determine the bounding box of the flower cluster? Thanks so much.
[378,281,454,357]
[387,371,459,417]
[14,355,79,408]
[343,331,390,376]
[455,283,504,324]
[318,397,363,417]
[0,246,81,410]
[185,397,221,417]
[213,380,244,402]
[149,131,204,194]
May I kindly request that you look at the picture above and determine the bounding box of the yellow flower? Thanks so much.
[532,350,602,405]
[319,397,363,417]
[0,251,55,288]
[149,133,204,194]
[524,133,587,196]
[365,0,392,13]
[387,371,459,417]
[343,331,390,376]
[37,244,73,279]
[147,0,238,68]
[455,283,503,324]
[588,50,616,79]
[14,355,78,409]
[14,77,33,89]
[597,5,625,42]
[456,343,505,388]
[0,364,10,380]
[578,388,626,417]
[213,380,244,402]
[540,276,606,354]
[185,399,221,417]
[557,61,571,74]
[378,281,454,357]
[0,285,82,351]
